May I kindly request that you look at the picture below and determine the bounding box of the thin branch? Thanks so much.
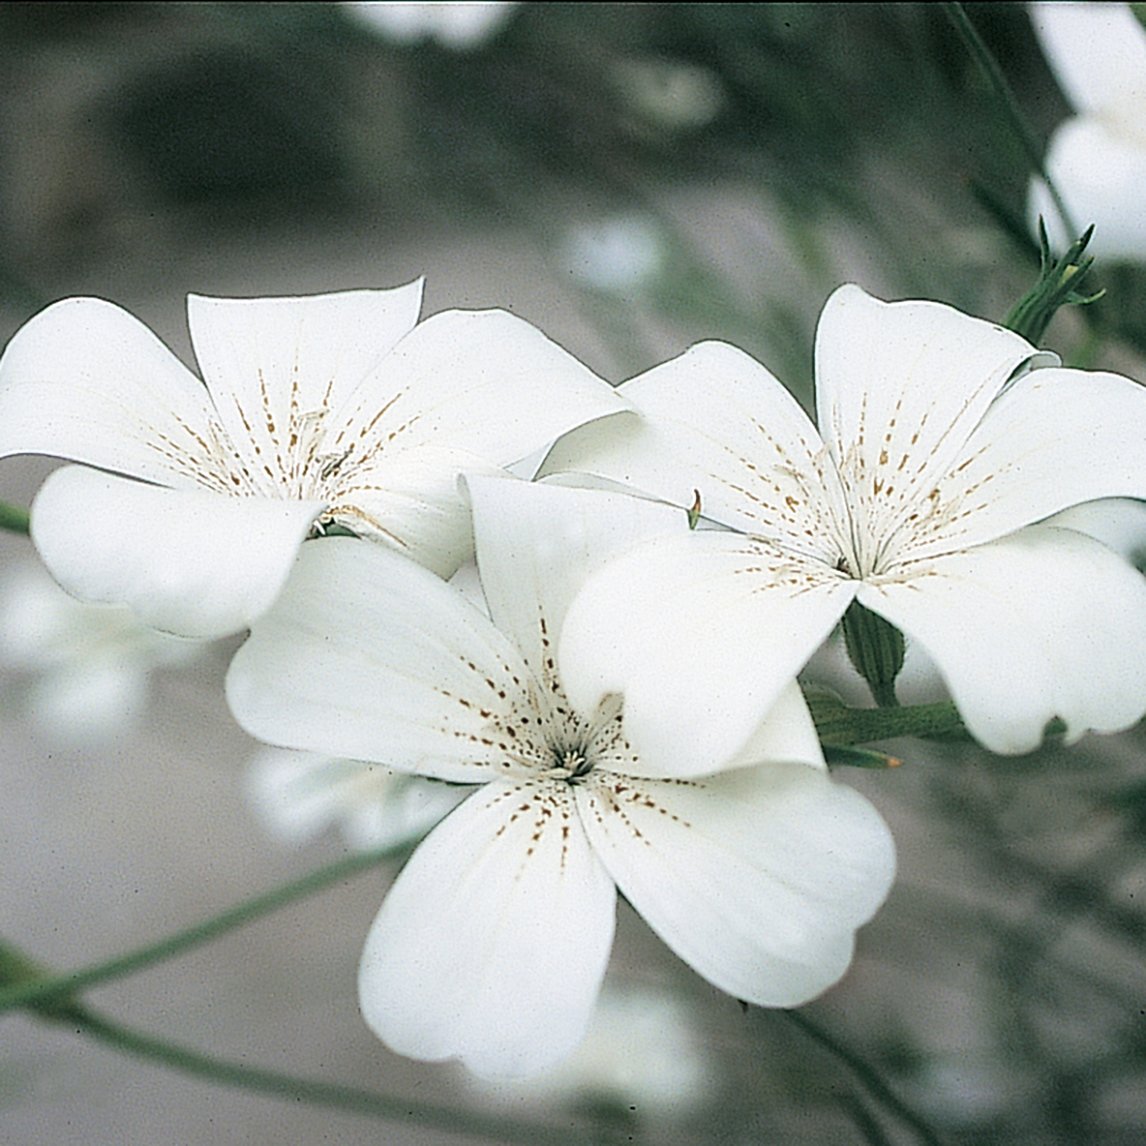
[781,1010,947,1146]
[49,1004,589,1144]
[943,2,1077,241]
[0,844,403,1013]
[0,500,30,535]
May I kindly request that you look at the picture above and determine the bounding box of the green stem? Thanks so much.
[806,691,968,746]
[0,500,30,535]
[0,844,401,1014]
[23,989,586,1143]
[942,2,1077,241]
[61,1007,582,1144]
[782,1010,947,1146]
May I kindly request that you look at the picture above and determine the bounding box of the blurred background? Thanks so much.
[1,3,1144,1143]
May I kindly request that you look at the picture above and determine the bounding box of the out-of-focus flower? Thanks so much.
[546,284,1146,758]
[246,746,467,851]
[0,281,625,639]
[472,982,713,1115]
[0,558,205,745]
[614,58,725,131]
[342,2,518,49]
[562,216,665,295]
[1028,3,1146,257]
[227,477,895,1078]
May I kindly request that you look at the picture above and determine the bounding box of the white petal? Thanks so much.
[0,297,217,486]
[466,475,686,677]
[28,659,149,746]
[559,530,853,777]
[814,286,1041,529]
[906,364,1146,559]
[1030,2,1146,115]
[328,446,508,575]
[359,779,616,1078]
[863,526,1146,753]
[226,537,540,783]
[245,747,467,850]
[31,466,323,639]
[1034,117,1146,259]
[326,308,628,478]
[541,342,845,565]
[1046,497,1146,564]
[575,762,895,1006]
[187,284,424,480]
[340,777,470,852]
[719,680,826,771]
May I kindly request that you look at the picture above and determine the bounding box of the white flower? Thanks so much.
[562,215,665,294]
[613,58,725,131]
[0,557,205,744]
[246,746,467,851]
[0,281,625,638]
[544,284,1146,759]
[226,477,895,1078]
[1028,3,1146,257]
[472,982,713,1114]
[342,2,518,49]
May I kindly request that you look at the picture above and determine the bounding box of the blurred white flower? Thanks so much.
[0,281,625,639]
[472,982,712,1115]
[1028,3,1146,257]
[546,284,1146,757]
[0,558,205,745]
[614,58,724,131]
[246,746,468,851]
[563,216,664,294]
[343,2,518,49]
[227,477,894,1078]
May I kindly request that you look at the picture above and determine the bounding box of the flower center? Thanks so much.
[551,743,595,784]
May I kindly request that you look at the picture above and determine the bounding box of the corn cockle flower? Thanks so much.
[225,478,895,1078]
[246,746,467,852]
[342,2,518,49]
[473,983,713,1113]
[0,557,205,745]
[0,281,625,638]
[544,284,1146,760]
[1028,3,1146,257]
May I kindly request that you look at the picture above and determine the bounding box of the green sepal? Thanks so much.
[840,601,904,708]
[824,744,903,769]
[1004,220,1103,346]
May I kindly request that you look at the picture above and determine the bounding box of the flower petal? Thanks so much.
[359,779,616,1078]
[814,286,1041,533]
[541,342,845,565]
[1031,117,1146,259]
[326,445,508,575]
[187,284,424,481]
[245,747,468,850]
[0,297,217,486]
[575,762,895,1006]
[1046,497,1146,565]
[465,475,686,678]
[559,530,854,777]
[226,537,539,783]
[31,466,323,639]
[719,680,826,771]
[862,525,1146,753]
[905,364,1146,559]
[327,307,629,478]
[1029,1,1146,116]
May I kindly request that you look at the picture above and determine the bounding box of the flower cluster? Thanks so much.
[1028,2,1146,258]
[3,276,1146,1078]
